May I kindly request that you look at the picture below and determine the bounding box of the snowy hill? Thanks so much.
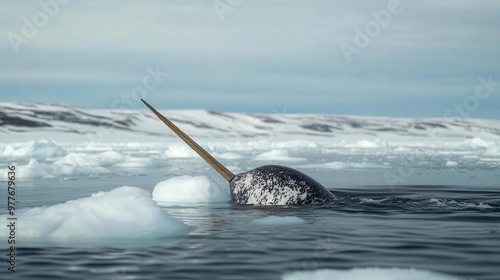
[1,102,500,143]
[1,102,499,180]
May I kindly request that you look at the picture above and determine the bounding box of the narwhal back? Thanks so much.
[230,165,336,205]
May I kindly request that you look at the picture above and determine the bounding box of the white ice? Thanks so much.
[55,151,126,167]
[445,160,458,167]
[251,216,305,225]
[164,145,198,158]
[255,149,305,161]
[428,198,493,210]
[345,139,380,148]
[152,175,231,205]
[0,140,67,158]
[298,161,388,170]
[0,103,499,180]
[282,267,460,280]
[0,158,109,180]
[0,186,188,243]
[1,135,499,179]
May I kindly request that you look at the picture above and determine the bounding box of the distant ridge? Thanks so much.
[1,102,500,143]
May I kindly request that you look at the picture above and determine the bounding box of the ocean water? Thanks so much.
[1,160,499,280]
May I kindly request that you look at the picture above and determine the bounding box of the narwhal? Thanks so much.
[141,99,336,205]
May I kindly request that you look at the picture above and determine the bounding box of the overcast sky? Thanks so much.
[1,0,499,119]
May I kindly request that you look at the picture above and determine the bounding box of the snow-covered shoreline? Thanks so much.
[1,102,499,180]
[1,102,500,143]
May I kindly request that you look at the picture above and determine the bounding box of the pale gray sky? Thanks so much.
[1,0,499,118]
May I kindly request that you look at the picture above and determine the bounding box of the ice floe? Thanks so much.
[152,175,230,205]
[0,186,188,243]
[282,267,460,280]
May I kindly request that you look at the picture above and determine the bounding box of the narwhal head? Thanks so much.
[229,165,336,205]
[141,99,336,205]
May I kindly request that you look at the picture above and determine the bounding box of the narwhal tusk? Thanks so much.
[141,98,235,182]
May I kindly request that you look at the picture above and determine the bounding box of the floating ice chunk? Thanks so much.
[282,268,460,280]
[252,216,305,225]
[152,175,230,205]
[0,144,15,156]
[0,140,66,158]
[480,158,500,162]
[255,149,305,161]
[76,143,114,152]
[19,158,61,178]
[273,141,319,149]
[394,146,411,152]
[299,161,347,169]
[55,151,125,167]
[467,137,489,148]
[4,159,51,178]
[445,160,458,167]
[114,157,155,168]
[347,140,379,148]
[298,161,387,170]
[484,145,500,156]
[0,159,109,180]
[429,198,447,207]
[164,145,198,158]
[476,203,493,209]
[0,186,188,243]
[213,152,244,159]
[29,140,67,158]
[461,155,479,159]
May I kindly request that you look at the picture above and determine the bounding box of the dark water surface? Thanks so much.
[1,168,499,280]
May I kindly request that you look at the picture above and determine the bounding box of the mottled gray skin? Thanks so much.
[229,165,336,205]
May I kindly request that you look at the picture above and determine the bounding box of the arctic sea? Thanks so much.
[0,103,499,279]
[1,145,499,280]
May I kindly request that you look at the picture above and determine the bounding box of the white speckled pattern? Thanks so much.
[229,165,336,205]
